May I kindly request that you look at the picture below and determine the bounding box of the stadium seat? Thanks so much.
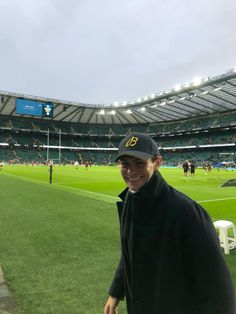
[213,220,236,254]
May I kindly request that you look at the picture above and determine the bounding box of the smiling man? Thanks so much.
[104,132,235,314]
[119,156,161,193]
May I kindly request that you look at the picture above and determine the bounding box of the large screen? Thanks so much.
[16,98,53,118]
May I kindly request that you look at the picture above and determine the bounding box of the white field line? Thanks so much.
[2,172,236,204]
[198,196,236,203]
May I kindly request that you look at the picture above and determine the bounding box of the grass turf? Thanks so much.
[0,164,236,313]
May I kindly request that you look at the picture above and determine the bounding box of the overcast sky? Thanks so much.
[0,0,236,104]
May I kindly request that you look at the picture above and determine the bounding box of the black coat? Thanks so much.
[109,171,235,314]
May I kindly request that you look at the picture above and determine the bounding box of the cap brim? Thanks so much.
[115,151,153,162]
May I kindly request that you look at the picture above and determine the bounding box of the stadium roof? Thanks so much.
[1,68,236,124]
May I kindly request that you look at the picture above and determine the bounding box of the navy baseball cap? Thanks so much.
[115,132,160,161]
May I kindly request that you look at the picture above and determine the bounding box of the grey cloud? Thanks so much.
[0,0,236,103]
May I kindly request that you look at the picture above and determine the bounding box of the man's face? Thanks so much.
[119,156,161,192]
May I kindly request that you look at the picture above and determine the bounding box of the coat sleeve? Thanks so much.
[184,202,236,314]
[108,258,125,300]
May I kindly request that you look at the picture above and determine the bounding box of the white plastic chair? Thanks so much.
[213,220,236,254]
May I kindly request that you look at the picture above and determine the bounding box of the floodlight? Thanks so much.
[192,77,202,86]
[110,110,116,115]
[140,107,145,111]
[202,77,210,82]
[126,109,132,114]
[160,102,166,106]
[174,85,181,91]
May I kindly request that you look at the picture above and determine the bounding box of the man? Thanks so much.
[104,132,235,314]
[74,160,79,170]
[84,160,89,170]
[182,159,189,177]
[190,160,196,176]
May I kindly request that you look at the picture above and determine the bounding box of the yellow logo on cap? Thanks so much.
[125,136,139,147]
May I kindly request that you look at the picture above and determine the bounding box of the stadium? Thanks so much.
[0,68,236,313]
[0,68,236,167]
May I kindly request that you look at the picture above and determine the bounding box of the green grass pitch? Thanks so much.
[0,165,236,313]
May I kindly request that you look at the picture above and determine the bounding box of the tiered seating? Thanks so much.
[0,148,15,161]
[219,111,236,126]
[0,111,235,165]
